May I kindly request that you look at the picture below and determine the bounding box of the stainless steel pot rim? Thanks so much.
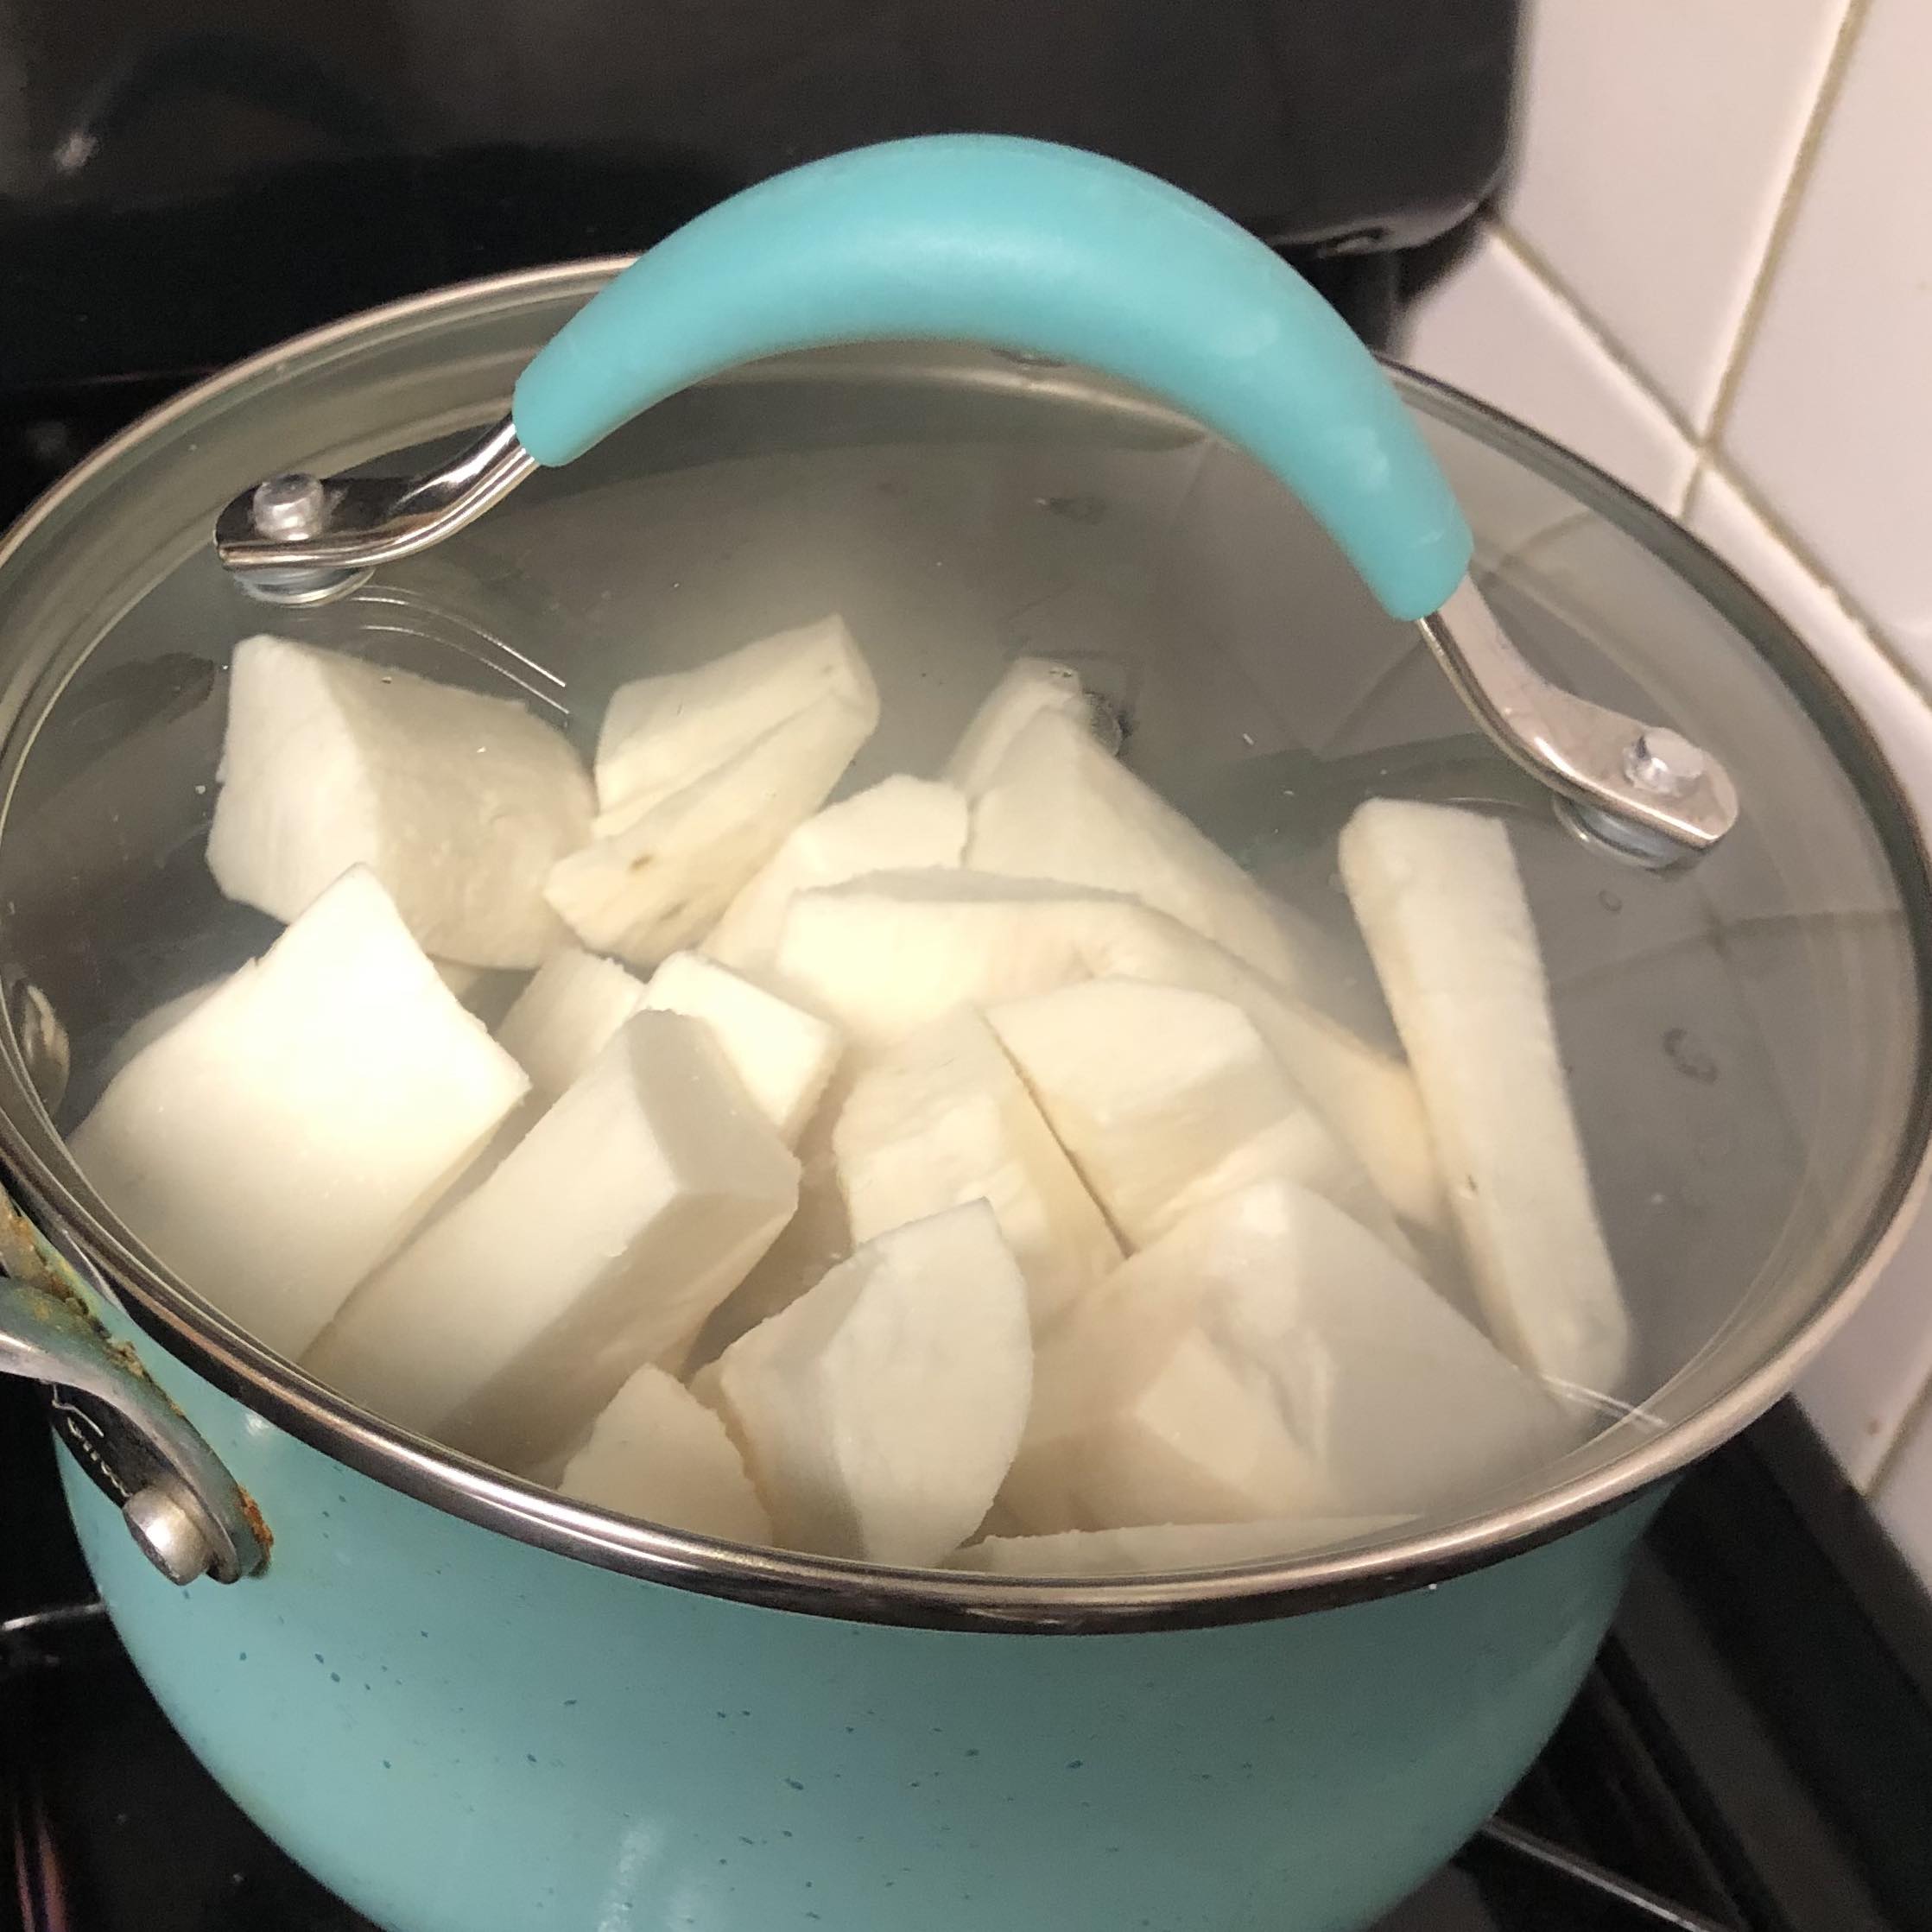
[3,259,1929,1633]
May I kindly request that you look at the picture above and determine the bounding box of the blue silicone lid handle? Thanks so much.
[511,136,1473,622]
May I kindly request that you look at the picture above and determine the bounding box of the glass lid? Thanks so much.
[0,262,1924,1615]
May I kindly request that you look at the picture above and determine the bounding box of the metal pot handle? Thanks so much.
[212,135,1737,863]
[0,1276,268,1585]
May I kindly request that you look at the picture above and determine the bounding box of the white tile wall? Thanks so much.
[1720,0,1932,669]
[1403,227,1696,510]
[1506,0,1849,428]
[1685,469,1932,793]
[1397,0,1932,1580]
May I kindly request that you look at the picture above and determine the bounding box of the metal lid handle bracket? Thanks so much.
[0,1276,269,1585]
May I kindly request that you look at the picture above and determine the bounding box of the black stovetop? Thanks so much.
[8,1378,1932,1932]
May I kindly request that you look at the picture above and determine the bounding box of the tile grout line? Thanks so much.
[1470,267,1927,726]
[1470,99,1925,707]
[1486,0,1866,495]
[1682,456,1712,528]
[1466,226,1906,676]
[1486,218,1703,480]
[1701,0,1873,456]
[1865,1362,1932,1501]
[1694,449,1932,709]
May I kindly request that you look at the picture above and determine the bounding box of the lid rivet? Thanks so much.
[250,472,328,540]
[1623,728,1707,799]
[123,1482,217,1586]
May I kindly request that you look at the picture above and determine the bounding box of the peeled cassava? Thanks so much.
[1004,1180,1568,1535]
[207,634,592,967]
[966,707,1320,989]
[985,977,1397,1251]
[307,1010,798,1470]
[593,615,875,815]
[705,774,967,972]
[944,658,1094,795]
[833,1008,1120,1329]
[495,947,647,1105]
[72,867,528,1357]
[1339,799,1631,1397]
[713,1202,1032,1566]
[643,951,839,1144]
[558,1363,772,1544]
[770,870,1444,1230]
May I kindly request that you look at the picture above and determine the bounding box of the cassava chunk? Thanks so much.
[1003,1180,1567,1534]
[307,1010,798,1471]
[704,775,967,971]
[557,1364,772,1544]
[944,658,1093,795]
[1338,800,1631,1396]
[593,614,876,815]
[985,978,1394,1251]
[951,1515,1409,1575]
[770,871,1444,1230]
[98,978,229,1085]
[769,871,1118,1045]
[71,867,528,1356]
[206,634,592,966]
[643,951,839,1143]
[833,1009,1119,1329]
[495,947,646,1105]
[1064,896,1447,1235]
[544,687,875,967]
[713,1202,1032,1565]
[966,707,1316,988]
[679,1098,852,1369]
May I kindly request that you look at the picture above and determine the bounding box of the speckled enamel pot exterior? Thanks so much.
[61,1283,1658,1932]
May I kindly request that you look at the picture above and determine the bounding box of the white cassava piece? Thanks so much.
[558,1364,772,1544]
[71,867,529,1357]
[206,634,593,967]
[1338,799,1631,1397]
[545,688,877,966]
[986,977,1392,1250]
[704,774,968,971]
[943,658,1093,795]
[769,871,1121,1044]
[494,947,647,1105]
[307,1010,798,1470]
[833,1008,1120,1329]
[966,707,1318,989]
[770,871,1445,1232]
[713,1201,1033,1565]
[643,951,839,1144]
[98,978,229,1086]
[1004,1181,1567,1535]
[592,614,876,815]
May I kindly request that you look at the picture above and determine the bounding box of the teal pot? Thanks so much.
[53,1282,1661,1932]
[2,143,1929,1932]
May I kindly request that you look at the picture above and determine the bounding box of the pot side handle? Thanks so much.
[509,134,1473,623]
[0,1276,267,1586]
